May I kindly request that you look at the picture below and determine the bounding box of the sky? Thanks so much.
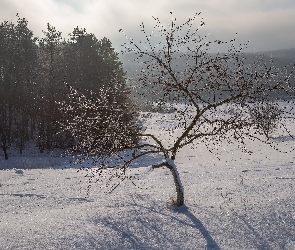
[0,0,294,52]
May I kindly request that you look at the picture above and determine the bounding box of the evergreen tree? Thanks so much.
[36,23,65,152]
[0,16,139,159]
[14,15,38,153]
[0,15,37,158]
[0,20,14,159]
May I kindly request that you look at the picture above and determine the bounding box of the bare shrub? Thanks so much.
[249,102,282,139]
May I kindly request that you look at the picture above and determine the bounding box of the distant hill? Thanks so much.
[120,48,295,110]
[120,48,295,77]
[257,48,295,62]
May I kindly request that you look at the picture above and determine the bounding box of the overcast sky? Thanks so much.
[0,0,294,52]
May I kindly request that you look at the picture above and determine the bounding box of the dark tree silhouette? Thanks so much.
[0,15,138,159]
[36,23,65,152]
[0,15,37,158]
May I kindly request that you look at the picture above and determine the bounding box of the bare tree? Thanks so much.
[65,12,295,206]
[249,102,283,140]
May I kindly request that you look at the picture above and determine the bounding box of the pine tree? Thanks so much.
[36,23,66,152]
[0,15,37,158]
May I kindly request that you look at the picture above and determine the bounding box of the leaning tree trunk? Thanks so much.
[166,158,184,206]
[153,158,184,206]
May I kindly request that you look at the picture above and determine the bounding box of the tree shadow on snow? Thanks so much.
[0,193,93,204]
[271,135,295,142]
[234,209,295,250]
[236,214,272,250]
[91,198,220,250]
[0,193,46,199]
[177,205,220,250]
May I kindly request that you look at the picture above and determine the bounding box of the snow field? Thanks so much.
[0,107,295,249]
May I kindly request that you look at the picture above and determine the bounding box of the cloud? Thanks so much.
[51,0,93,13]
[0,0,294,52]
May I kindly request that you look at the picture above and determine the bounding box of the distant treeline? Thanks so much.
[0,15,138,159]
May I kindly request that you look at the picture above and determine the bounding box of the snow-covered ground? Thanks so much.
[1,109,295,249]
